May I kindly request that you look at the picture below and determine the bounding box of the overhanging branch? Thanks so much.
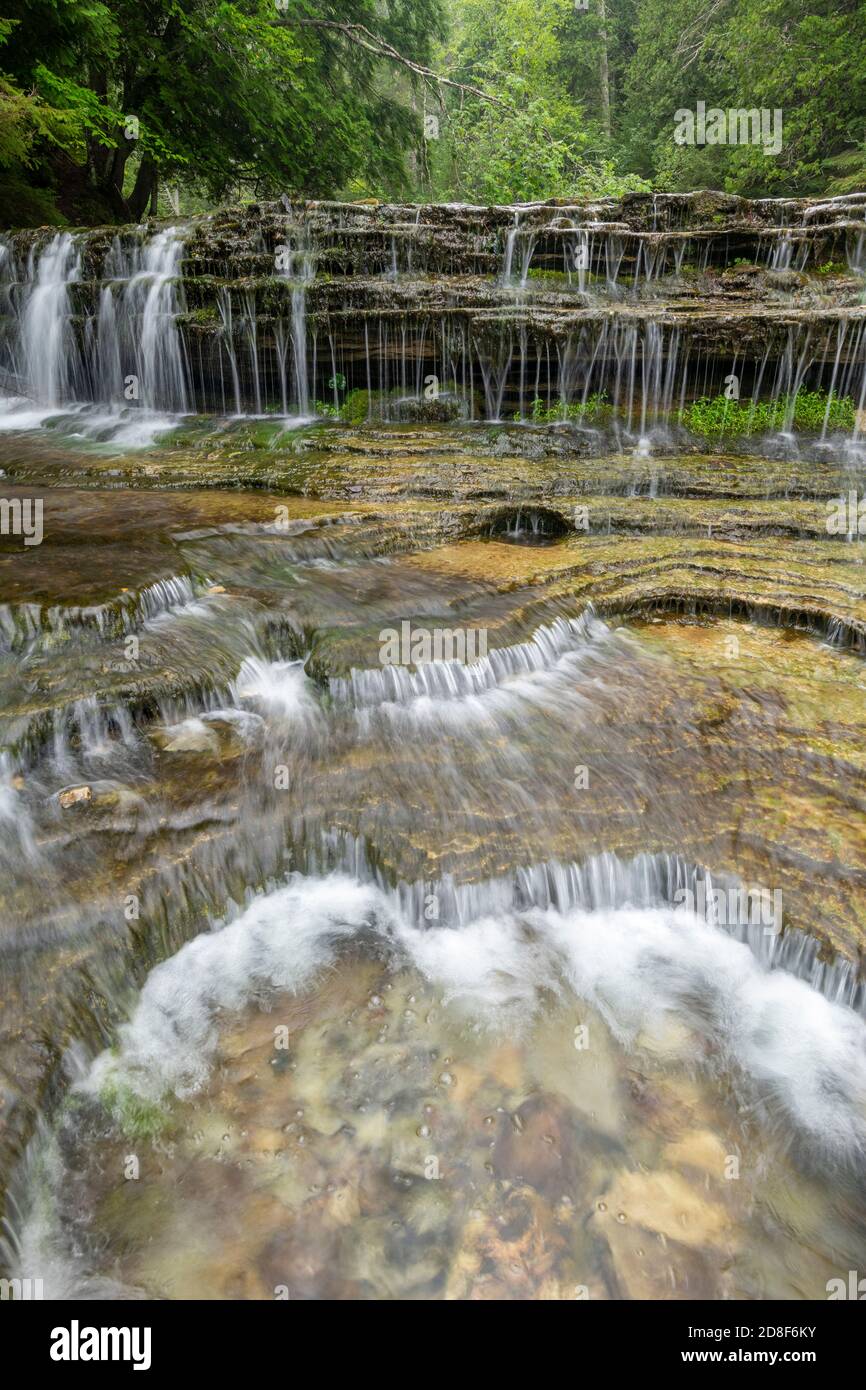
[274,16,507,110]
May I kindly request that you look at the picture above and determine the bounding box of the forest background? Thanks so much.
[0,0,863,226]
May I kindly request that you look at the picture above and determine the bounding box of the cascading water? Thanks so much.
[0,194,864,447]
[0,232,81,418]
[2,584,866,1298]
[2,191,866,1303]
[21,234,81,407]
[501,209,521,284]
[89,226,190,429]
[281,229,314,418]
[118,228,189,413]
[0,226,189,442]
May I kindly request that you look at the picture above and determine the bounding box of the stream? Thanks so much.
[0,192,864,1301]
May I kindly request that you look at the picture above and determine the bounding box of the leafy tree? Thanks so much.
[1,0,864,224]
[426,0,649,201]
[620,0,866,195]
[0,0,446,224]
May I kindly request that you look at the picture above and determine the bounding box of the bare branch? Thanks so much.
[274,16,507,109]
[673,0,733,68]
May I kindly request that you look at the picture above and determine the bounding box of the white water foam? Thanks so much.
[232,656,322,726]
[86,876,380,1100]
[84,871,866,1160]
[0,752,38,865]
[331,611,616,736]
[0,400,183,447]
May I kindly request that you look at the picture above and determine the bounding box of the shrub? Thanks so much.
[680,389,855,436]
[514,392,611,424]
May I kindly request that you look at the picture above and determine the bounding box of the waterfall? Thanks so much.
[23,235,80,404]
[0,227,189,433]
[6,233,81,407]
[849,230,866,277]
[106,228,189,412]
[501,210,520,284]
[331,611,606,709]
[277,227,314,417]
[216,288,243,414]
[0,195,864,440]
[240,290,262,415]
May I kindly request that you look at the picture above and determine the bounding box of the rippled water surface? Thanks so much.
[0,414,864,1301]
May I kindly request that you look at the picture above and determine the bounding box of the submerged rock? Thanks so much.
[58,784,92,809]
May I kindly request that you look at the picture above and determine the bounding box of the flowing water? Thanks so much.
[0,193,865,1301]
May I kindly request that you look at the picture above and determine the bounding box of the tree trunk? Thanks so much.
[128,157,157,220]
[107,143,131,194]
[93,145,132,220]
[598,0,612,142]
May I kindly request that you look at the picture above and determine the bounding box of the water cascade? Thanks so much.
[1,190,866,1303]
[0,191,863,444]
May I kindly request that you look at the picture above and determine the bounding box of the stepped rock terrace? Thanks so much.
[0,193,865,1302]
[1,191,865,434]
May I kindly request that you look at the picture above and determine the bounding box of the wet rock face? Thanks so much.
[2,193,864,423]
[485,506,572,545]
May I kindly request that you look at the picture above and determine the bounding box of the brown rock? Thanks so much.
[58,785,92,809]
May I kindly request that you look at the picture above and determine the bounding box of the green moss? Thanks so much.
[183,306,220,327]
[247,419,288,446]
[525,268,596,286]
[100,1078,171,1142]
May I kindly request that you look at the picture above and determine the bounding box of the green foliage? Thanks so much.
[620,0,866,197]
[1,0,863,223]
[0,0,446,224]
[339,389,373,425]
[0,171,64,224]
[443,76,590,202]
[428,0,648,202]
[514,392,611,423]
[515,388,856,434]
[681,390,856,437]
